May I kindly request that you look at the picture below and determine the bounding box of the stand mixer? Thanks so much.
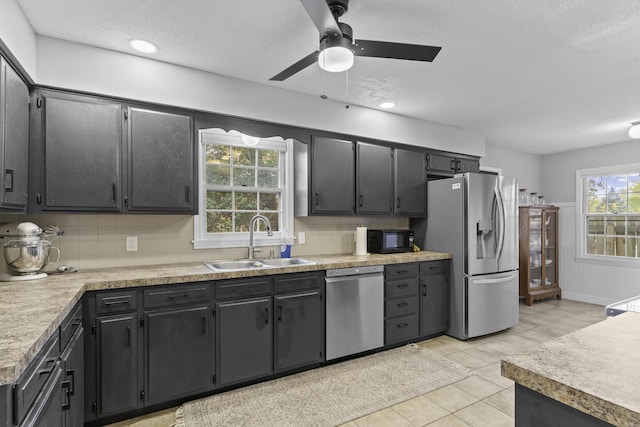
[0,222,62,281]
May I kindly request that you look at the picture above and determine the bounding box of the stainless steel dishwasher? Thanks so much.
[325,265,384,361]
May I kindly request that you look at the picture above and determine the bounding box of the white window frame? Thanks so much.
[193,128,294,250]
[576,162,640,267]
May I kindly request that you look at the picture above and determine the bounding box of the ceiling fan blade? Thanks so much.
[270,51,320,81]
[354,39,442,62]
[299,0,342,36]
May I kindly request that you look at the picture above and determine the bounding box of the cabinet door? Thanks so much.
[216,297,273,387]
[61,326,84,427]
[420,274,449,336]
[96,313,138,417]
[456,157,480,174]
[275,291,323,372]
[145,305,211,405]
[310,137,354,214]
[395,148,426,216]
[426,152,456,176]
[356,142,393,214]
[0,57,29,210]
[127,108,195,212]
[40,93,122,211]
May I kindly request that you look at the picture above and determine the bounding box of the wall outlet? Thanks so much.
[126,236,138,252]
[298,232,306,245]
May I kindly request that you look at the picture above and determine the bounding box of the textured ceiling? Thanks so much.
[15,0,640,155]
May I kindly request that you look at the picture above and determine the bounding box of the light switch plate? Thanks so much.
[298,232,306,244]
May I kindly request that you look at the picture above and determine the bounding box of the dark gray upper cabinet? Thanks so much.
[394,148,426,217]
[356,142,393,215]
[0,57,29,211]
[426,151,480,178]
[32,91,123,212]
[29,89,197,214]
[127,108,195,212]
[310,136,355,215]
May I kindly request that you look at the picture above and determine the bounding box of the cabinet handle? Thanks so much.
[359,194,363,207]
[314,192,319,206]
[397,197,400,209]
[5,169,14,192]
[397,302,409,307]
[423,283,427,296]
[185,185,190,202]
[37,358,56,375]
[61,381,71,410]
[278,305,283,321]
[397,322,409,328]
[66,369,75,395]
[450,159,457,171]
[126,326,131,346]
[102,298,130,306]
[265,307,269,324]
[202,317,207,334]
[167,293,189,300]
[397,283,408,289]
[112,183,116,202]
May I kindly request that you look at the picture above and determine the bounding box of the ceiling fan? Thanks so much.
[270,0,442,81]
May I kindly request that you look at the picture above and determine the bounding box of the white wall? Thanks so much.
[35,36,485,157]
[481,143,542,193]
[542,139,640,305]
[0,0,37,79]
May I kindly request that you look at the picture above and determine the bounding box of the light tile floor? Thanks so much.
[110,298,606,427]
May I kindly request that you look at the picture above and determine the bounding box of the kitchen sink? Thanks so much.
[205,258,315,272]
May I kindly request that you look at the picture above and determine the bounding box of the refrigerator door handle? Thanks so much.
[472,273,518,285]
[494,185,506,262]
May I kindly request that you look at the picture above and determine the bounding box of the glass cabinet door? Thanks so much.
[528,210,542,289]
[543,209,557,287]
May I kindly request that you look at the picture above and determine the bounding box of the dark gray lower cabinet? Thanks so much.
[420,261,450,337]
[20,364,64,427]
[96,313,139,417]
[216,297,273,387]
[144,306,211,405]
[61,326,84,426]
[275,291,323,372]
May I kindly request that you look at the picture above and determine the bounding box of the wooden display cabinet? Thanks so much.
[519,206,561,305]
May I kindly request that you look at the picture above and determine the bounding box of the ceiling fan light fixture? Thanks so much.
[629,121,640,139]
[129,39,158,54]
[319,46,354,72]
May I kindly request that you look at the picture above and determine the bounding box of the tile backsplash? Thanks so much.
[0,214,408,269]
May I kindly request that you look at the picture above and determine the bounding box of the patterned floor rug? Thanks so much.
[174,344,471,427]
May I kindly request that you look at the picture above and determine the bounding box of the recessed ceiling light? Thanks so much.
[630,121,640,139]
[129,39,158,54]
[379,102,396,109]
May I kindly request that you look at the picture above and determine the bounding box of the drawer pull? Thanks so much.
[61,381,71,410]
[102,298,131,306]
[167,293,189,300]
[397,302,409,307]
[37,359,56,375]
[397,283,409,289]
[397,322,409,328]
[66,369,75,395]
[396,270,409,275]
[265,307,269,324]
[423,284,427,296]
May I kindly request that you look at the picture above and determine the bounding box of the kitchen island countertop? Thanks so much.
[501,311,640,426]
[0,251,450,386]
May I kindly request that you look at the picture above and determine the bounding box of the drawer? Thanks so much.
[420,260,449,277]
[13,332,60,425]
[274,272,322,294]
[216,276,273,300]
[144,283,210,308]
[385,277,419,299]
[385,263,419,281]
[60,302,83,351]
[385,314,419,345]
[96,290,138,314]
[385,295,418,318]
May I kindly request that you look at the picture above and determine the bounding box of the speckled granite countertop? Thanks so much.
[0,251,449,386]
[502,312,640,426]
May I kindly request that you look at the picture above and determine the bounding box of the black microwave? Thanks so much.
[367,229,415,254]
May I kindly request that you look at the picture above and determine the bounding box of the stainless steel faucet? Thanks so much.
[248,214,273,259]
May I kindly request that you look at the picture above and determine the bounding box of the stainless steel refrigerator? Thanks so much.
[412,173,519,340]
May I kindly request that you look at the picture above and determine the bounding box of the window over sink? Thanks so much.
[193,128,294,249]
[577,163,640,265]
